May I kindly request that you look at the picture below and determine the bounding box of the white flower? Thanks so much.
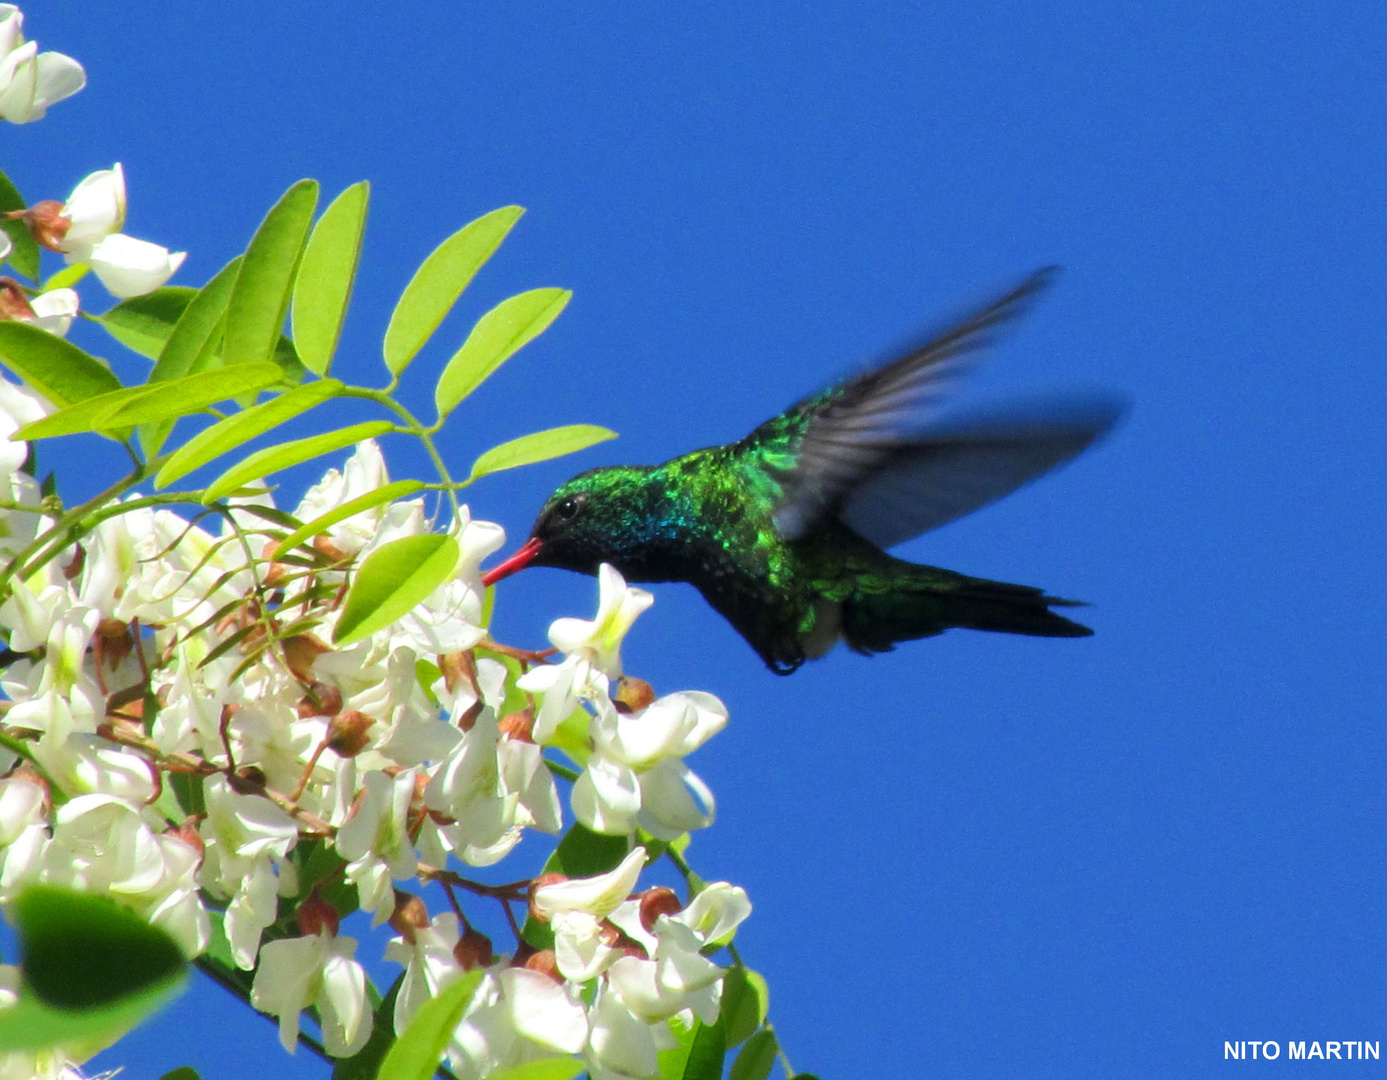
[26,287,77,337]
[251,932,373,1057]
[586,985,661,1080]
[59,164,125,262]
[548,564,653,678]
[86,233,186,298]
[532,845,647,920]
[335,768,419,925]
[0,8,85,124]
[383,912,464,1034]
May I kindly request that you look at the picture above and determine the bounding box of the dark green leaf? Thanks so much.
[729,1030,778,1080]
[224,179,319,369]
[154,378,344,488]
[681,1018,728,1080]
[383,205,524,376]
[434,287,569,418]
[0,167,39,282]
[376,970,483,1080]
[467,424,616,482]
[99,287,197,359]
[201,419,393,502]
[293,181,369,376]
[272,479,424,555]
[0,322,121,409]
[333,533,459,646]
[158,1069,202,1080]
[720,966,770,1048]
[552,823,631,878]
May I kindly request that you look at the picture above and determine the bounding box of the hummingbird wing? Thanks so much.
[833,395,1125,549]
[762,267,1072,541]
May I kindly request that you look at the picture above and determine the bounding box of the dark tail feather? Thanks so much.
[843,573,1094,653]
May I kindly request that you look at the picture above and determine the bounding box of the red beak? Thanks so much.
[481,536,545,587]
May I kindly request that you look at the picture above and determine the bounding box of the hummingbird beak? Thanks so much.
[481,536,545,587]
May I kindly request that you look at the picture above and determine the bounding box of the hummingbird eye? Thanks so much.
[550,494,585,527]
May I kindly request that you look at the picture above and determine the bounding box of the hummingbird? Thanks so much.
[483,268,1124,674]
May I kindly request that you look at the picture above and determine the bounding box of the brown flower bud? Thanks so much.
[282,633,330,683]
[614,676,657,714]
[498,710,534,742]
[296,681,344,719]
[520,948,561,982]
[388,890,430,941]
[0,278,34,322]
[454,926,495,970]
[96,618,134,671]
[296,896,340,937]
[438,650,477,694]
[13,201,70,251]
[311,534,350,564]
[228,766,266,796]
[326,710,374,758]
[165,819,205,858]
[62,544,86,581]
[639,886,683,932]
[528,871,568,923]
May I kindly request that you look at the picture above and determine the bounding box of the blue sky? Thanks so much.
[10,3,1386,1078]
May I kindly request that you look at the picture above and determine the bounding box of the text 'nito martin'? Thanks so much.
[1225,1041,1379,1060]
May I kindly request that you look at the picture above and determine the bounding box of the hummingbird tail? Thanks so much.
[842,572,1094,652]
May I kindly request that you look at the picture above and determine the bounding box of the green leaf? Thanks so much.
[15,362,286,441]
[0,167,39,282]
[434,287,569,419]
[0,887,186,1053]
[0,321,121,407]
[201,419,392,502]
[223,179,319,369]
[333,533,460,646]
[99,286,197,359]
[720,966,770,1048]
[158,1069,201,1080]
[467,424,615,483]
[331,976,402,1080]
[730,1030,778,1080]
[293,181,369,376]
[488,1061,587,1080]
[41,263,88,291]
[383,205,524,376]
[376,970,483,1080]
[272,479,424,555]
[154,379,344,488]
[658,1015,698,1080]
[551,823,631,878]
[681,1018,728,1080]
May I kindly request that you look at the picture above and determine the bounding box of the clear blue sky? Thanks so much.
[11,3,1386,1078]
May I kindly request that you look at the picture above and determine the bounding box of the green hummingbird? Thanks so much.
[483,268,1124,674]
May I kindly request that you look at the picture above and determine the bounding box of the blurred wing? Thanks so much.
[836,395,1126,549]
[770,267,1059,540]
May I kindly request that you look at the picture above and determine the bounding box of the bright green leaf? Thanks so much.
[333,533,459,646]
[375,969,483,1080]
[293,181,369,376]
[16,363,286,441]
[729,1030,778,1080]
[223,179,318,370]
[0,321,121,407]
[272,479,424,556]
[720,966,770,1048]
[202,419,392,502]
[435,287,569,418]
[488,1060,587,1080]
[41,263,88,291]
[155,379,344,488]
[0,167,39,282]
[99,287,197,359]
[468,424,615,483]
[383,204,524,376]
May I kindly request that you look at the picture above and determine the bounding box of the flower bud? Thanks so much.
[62,544,85,581]
[325,710,374,758]
[454,926,494,970]
[520,948,561,983]
[228,766,266,796]
[438,650,477,695]
[528,872,568,923]
[296,681,344,719]
[638,886,684,932]
[296,896,340,937]
[0,278,33,322]
[614,675,657,714]
[165,819,205,858]
[498,709,534,742]
[95,618,134,671]
[6,201,69,251]
[388,890,429,941]
[282,633,330,683]
[311,535,350,564]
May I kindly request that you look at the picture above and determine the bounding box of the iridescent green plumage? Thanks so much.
[486,269,1124,673]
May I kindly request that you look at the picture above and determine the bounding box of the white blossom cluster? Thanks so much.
[0,420,749,1077]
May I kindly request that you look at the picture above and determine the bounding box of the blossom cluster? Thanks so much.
[0,422,748,1078]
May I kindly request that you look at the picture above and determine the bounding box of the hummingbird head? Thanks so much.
[481,466,656,586]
